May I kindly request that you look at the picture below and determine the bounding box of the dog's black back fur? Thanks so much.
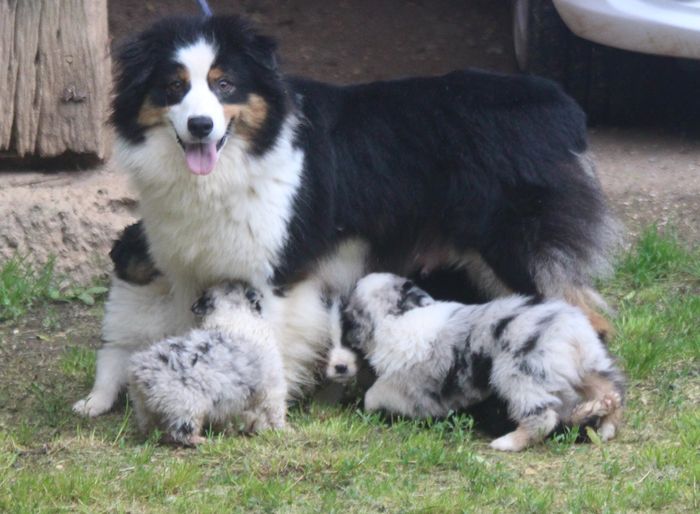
[111,15,616,304]
[275,71,609,294]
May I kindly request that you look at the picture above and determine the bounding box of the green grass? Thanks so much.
[603,227,700,379]
[0,227,698,513]
[0,255,108,322]
[0,256,57,321]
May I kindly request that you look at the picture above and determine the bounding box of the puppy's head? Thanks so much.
[351,273,434,318]
[339,273,434,357]
[325,345,360,384]
[325,297,360,383]
[112,15,289,175]
[191,280,263,323]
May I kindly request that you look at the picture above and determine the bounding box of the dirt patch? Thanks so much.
[591,127,700,243]
[0,302,103,439]
[0,169,136,284]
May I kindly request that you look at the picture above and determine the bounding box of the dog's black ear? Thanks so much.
[246,34,278,71]
[244,287,263,313]
[111,31,158,142]
[191,292,215,317]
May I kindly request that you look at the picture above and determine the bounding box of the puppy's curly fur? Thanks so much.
[336,273,625,452]
[128,281,287,446]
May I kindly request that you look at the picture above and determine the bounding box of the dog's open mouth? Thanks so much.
[175,131,229,176]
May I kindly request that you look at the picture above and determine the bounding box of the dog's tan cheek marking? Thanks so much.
[223,104,242,123]
[235,94,269,141]
[137,100,168,127]
[207,66,224,82]
[177,66,190,83]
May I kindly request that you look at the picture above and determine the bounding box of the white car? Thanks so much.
[512,0,700,121]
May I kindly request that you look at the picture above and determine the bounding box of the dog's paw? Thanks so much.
[188,434,207,446]
[72,395,113,417]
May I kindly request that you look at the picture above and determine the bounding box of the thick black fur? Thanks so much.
[277,71,607,292]
[110,221,160,285]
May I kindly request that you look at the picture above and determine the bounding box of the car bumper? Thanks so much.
[553,0,700,59]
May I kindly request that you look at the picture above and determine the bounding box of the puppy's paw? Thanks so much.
[188,434,207,446]
[489,433,527,452]
[72,394,114,417]
[570,400,610,425]
[597,421,617,442]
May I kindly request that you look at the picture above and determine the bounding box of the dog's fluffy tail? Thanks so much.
[532,153,624,340]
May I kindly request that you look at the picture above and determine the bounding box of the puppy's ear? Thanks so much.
[341,305,371,350]
[191,292,215,317]
[246,34,278,71]
[244,287,263,313]
[399,281,432,312]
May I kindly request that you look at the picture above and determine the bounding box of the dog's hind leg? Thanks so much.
[570,372,624,442]
[489,407,559,452]
[563,287,614,341]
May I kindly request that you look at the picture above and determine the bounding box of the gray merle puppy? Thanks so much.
[335,273,624,452]
[128,281,287,446]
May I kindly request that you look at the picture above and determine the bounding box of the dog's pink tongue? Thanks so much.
[184,142,218,175]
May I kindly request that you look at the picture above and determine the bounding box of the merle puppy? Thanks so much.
[336,273,625,452]
[128,281,287,446]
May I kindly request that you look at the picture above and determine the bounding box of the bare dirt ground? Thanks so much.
[1,0,698,283]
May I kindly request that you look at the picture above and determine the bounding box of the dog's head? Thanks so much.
[191,280,263,324]
[112,15,288,175]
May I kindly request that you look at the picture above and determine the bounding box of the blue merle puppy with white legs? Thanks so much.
[329,272,625,452]
[127,281,287,446]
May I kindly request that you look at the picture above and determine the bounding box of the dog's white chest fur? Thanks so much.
[117,120,303,289]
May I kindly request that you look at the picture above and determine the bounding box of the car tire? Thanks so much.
[512,0,647,123]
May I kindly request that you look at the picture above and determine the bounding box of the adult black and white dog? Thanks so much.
[74,15,619,417]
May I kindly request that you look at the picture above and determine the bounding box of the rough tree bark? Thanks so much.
[0,0,110,161]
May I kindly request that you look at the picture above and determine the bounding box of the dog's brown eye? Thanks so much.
[217,79,235,94]
[167,80,184,94]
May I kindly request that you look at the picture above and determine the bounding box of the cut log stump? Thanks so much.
[0,0,110,163]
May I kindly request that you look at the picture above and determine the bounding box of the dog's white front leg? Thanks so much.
[72,345,132,417]
[73,276,182,417]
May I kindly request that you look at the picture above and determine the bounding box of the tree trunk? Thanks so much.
[0,0,110,161]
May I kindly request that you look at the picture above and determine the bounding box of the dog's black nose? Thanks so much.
[187,116,213,138]
[334,363,348,374]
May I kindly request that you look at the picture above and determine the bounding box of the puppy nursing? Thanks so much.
[128,281,287,446]
[332,273,625,452]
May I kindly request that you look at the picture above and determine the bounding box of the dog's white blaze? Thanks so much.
[168,39,227,145]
